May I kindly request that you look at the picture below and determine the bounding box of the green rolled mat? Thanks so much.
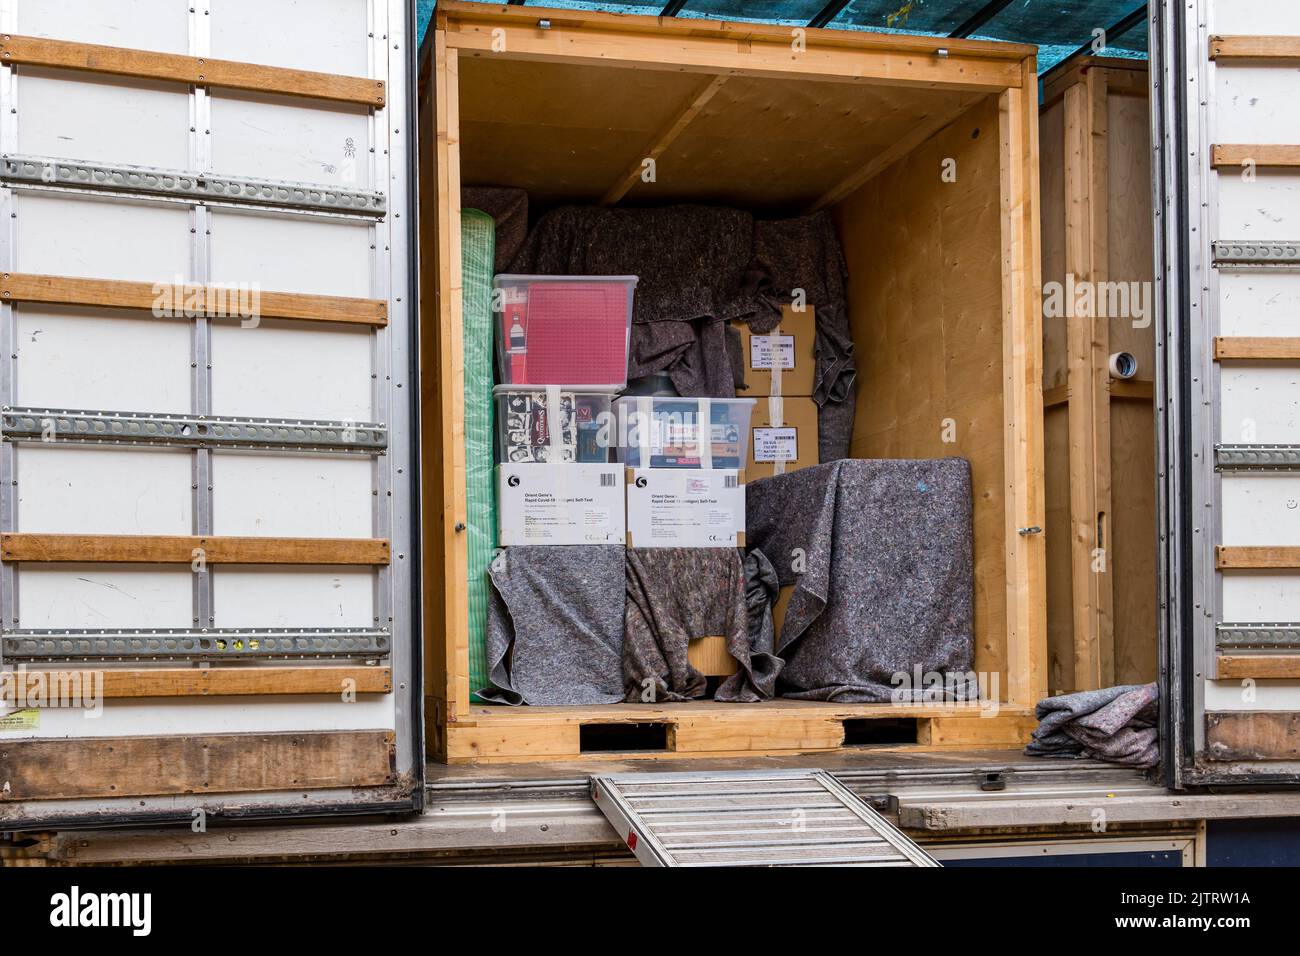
[461,208,497,700]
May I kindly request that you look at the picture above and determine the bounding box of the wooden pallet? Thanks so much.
[435,700,1038,764]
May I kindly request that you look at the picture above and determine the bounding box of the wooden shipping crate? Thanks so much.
[420,2,1046,764]
[1039,58,1158,696]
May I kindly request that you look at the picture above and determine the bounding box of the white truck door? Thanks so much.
[0,0,419,827]
[1157,0,1300,785]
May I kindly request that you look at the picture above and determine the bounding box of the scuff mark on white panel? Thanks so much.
[211,452,372,538]
[213,566,374,627]
[17,0,189,54]
[1215,66,1300,145]
[18,564,192,629]
[1221,474,1300,546]
[18,68,189,170]
[208,209,370,297]
[16,303,191,412]
[1218,171,1300,240]
[16,445,191,534]
[209,319,371,421]
[16,193,191,282]
[210,0,371,76]
[1219,272,1300,337]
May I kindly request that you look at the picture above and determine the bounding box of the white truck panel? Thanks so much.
[210,0,371,75]
[209,93,372,188]
[0,0,416,820]
[1219,475,1300,546]
[1217,171,1300,239]
[18,566,193,628]
[1220,367,1300,444]
[16,446,192,534]
[209,320,373,420]
[213,567,374,627]
[16,305,193,412]
[1214,68,1300,144]
[16,0,189,54]
[208,209,371,296]
[3,695,396,740]
[16,193,192,281]
[17,69,190,170]
[211,453,373,537]
[1218,272,1300,337]
[1211,1,1300,35]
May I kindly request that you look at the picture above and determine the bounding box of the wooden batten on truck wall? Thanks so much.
[1039,58,1157,695]
[419,1,1046,763]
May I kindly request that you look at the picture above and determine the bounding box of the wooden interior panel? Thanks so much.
[1039,97,1068,390]
[458,56,707,206]
[1038,60,1157,693]
[1044,406,1075,694]
[835,96,1008,697]
[621,74,985,211]
[458,53,986,212]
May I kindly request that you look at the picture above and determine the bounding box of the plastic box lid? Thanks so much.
[493,275,638,388]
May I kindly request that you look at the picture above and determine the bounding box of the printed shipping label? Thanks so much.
[753,426,798,462]
[750,334,795,370]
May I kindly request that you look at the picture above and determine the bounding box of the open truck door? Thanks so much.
[0,0,421,828]
[1157,0,1300,786]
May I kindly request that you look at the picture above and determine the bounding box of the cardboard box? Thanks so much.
[625,467,745,548]
[747,395,820,480]
[497,463,625,545]
[732,305,816,397]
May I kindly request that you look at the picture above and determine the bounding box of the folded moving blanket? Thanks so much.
[623,547,782,703]
[746,458,977,702]
[1025,683,1159,768]
[479,545,626,706]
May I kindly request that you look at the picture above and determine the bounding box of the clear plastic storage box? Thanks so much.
[494,274,637,388]
[494,386,616,464]
[614,396,756,469]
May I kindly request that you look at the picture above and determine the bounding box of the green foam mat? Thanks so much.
[462,208,497,700]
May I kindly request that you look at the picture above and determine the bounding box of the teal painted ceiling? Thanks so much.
[417,0,1148,74]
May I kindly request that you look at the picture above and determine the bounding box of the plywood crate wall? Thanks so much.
[420,2,1046,764]
[1039,58,1158,695]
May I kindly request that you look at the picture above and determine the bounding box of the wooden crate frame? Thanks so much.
[420,2,1046,764]
[1039,57,1158,695]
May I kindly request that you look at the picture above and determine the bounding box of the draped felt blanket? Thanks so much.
[623,547,782,703]
[479,545,626,706]
[745,458,977,702]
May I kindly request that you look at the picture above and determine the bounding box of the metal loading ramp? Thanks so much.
[589,770,939,867]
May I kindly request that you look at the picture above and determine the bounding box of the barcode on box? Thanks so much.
[724,475,738,488]
[600,473,616,487]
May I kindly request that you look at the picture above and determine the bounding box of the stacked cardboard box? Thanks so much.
[732,305,820,480]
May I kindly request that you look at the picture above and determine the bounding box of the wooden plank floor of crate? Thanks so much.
[438,701,1038,764]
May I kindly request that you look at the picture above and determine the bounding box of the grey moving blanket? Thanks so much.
[479,545,625,706]
[746,458,977,702]
[624,548,782,703]
[1025,683,1159,768]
